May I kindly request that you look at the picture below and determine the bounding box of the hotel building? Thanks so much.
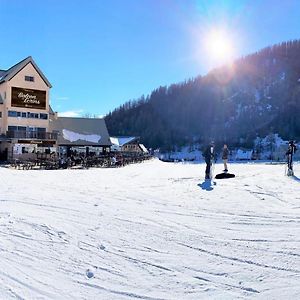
[0,57,111,160]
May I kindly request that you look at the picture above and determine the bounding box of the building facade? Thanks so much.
[110,136,148,153]
[0,57,111,161]
[0,57,56,160]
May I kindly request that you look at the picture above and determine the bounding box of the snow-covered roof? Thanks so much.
[110,136,139,147]
[139,144,148,153]
[50,117,112,146]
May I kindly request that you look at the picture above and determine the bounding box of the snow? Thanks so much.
[254,134,298,160]
[110,137,138,151]
[62,129,101,143]
[235,149,253,160]
[159,146,202,161]
[254,90,260,103]
[139,144,149,153]
[110,137,136,147]
[0,160,300,299]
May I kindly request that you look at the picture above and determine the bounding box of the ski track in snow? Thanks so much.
[0,160,299,299]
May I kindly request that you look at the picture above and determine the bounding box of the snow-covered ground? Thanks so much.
[0,159,299,299]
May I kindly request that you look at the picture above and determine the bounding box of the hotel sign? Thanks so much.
[11,87,46,110]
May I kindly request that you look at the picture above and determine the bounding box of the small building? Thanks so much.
[50,116,112,157]
[110,136,148,153]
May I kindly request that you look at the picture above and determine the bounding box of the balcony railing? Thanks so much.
[6,130,58,140]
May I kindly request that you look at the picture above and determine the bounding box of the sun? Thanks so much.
[204,29,235,66]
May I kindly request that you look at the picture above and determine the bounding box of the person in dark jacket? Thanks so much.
[203,142,215,179]
[286,140,297,173]
[222,144,229,172]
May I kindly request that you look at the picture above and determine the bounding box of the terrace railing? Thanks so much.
[6,130,58,140]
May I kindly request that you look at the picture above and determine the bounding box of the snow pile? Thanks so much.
[235,149,253,160]
[62,129,101,143]
[0,160,299,299]
[158,145,203,161]
[254,133,297,160]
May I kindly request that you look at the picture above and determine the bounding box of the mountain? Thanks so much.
[105,40,300,151]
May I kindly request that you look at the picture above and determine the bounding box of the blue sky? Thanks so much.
[1,0,300,117]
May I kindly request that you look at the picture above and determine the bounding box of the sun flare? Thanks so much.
[204,29,235,65]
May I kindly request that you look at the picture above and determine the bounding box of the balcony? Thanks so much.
[6,130,58,140]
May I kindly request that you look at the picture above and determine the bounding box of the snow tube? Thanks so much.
[215,173,235,179]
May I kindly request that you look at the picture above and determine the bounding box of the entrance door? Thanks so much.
[0,147,8,161]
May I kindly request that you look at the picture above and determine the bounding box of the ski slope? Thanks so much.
[0,160,299,299]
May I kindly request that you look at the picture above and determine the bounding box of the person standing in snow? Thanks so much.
[222,144,229,172]
[203,142,215,179]
[286,140,297,175]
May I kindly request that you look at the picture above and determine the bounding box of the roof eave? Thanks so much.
[2,56,52,88]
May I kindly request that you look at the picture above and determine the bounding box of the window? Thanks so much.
[27,112,39,118]
[8,110,17,117]
[0,112,2,118]
[37,127,46,132]
[8,111,48,119]
[8,126,17,131]
[17,126,26,131]
[40,113,48,120]
[9,110,28,118]
[25,76,34,82]
[22,147,28,154]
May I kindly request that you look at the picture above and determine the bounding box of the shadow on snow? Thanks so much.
[198,180,216,191]
[292,175,300,182]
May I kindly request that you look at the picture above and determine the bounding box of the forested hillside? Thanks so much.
[105,40,300,150]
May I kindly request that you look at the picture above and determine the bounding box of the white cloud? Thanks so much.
[55,96,70,101]
[58,110,84,117]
